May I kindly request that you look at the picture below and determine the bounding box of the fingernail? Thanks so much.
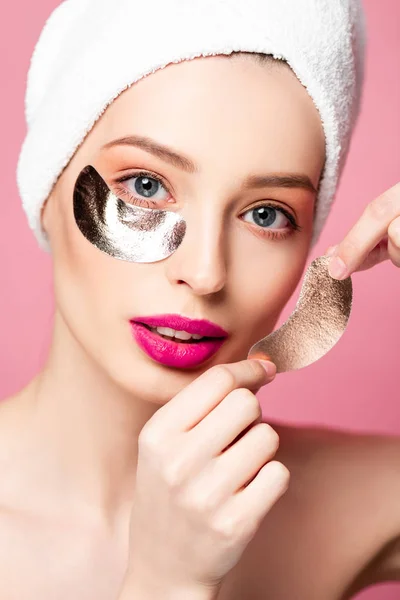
[328,256,348,279]
[257,360,277,378]
[325,245,338,257]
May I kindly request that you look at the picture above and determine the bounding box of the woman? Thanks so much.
[2,0,400,598]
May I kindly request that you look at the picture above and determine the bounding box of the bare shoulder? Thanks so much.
[218,420,400,599]
[270,420,400,589]
[271,420,400,525]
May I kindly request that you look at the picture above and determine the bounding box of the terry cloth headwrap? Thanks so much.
[16,0,367,253]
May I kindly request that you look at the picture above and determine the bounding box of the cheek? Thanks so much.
[52,208,124,348]
[233,245,307,336]
[54,180,121,307]
[53,249,105,337]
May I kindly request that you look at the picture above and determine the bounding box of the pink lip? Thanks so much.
[130,314,229,338]
[129,314,228,369]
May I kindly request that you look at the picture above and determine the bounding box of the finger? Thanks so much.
[326,182,400,279]
[388,215,400,267]
[218,460,290,536]
[187,387,263,459]
[355,216,400,271]
[186,423,280,506]
[150,359,276,434]
[353,235,390,272]
[326,238,390,272]
[215,422,280,493]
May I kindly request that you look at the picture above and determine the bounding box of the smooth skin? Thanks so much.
[326,182,400,275]
[120,359,284,599]
[0,53,399,599]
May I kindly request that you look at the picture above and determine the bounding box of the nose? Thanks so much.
[165,209,228,296]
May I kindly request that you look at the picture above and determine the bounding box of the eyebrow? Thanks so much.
[102,135,318,194]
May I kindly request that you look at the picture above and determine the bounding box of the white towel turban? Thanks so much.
[16,0,367,253]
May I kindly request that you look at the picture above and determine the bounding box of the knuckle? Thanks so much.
[162,459,187,489]
[230,388,261,420]
[339,237,359,256]
[388,218,400,248]
[367,192,396,221]
[269,461,291,487]
[138,424,163,452]
[178,482,219,516]
[212,512,252,543]
[192,488,220,514]
[255,423,280,452]
[248,358,268,379]
[211,514,239,541]
[209,364,236,389]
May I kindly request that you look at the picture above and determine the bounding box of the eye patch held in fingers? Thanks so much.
[73,165,186,262]
[73,166,353,372]
[247,255,353,372]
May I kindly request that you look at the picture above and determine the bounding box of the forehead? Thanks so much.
[81,54,326,180]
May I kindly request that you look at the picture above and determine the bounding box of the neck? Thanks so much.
[21,309,159,525]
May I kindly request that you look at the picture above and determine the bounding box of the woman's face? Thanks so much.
[41,54,325,401]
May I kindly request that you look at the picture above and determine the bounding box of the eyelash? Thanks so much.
[112,170,303,241]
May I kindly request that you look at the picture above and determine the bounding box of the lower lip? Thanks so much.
[130,322,227,368]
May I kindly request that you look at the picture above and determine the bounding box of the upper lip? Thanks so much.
[131,314,229,338]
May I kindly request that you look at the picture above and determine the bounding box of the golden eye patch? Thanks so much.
[248,256,353,372]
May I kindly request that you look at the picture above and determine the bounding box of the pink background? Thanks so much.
[1,1,399,598]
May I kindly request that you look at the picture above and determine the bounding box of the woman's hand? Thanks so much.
[121,359,288,596]
[325,182,400,279]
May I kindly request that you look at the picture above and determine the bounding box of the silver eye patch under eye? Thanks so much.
[73,164,186,263]
[72,165,353,372]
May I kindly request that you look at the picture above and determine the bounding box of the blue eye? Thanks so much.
[242,204,300,232]
[113,170,170,208]
[245,205,286,229]
[112,171,169,209]
[113,171,302,240]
